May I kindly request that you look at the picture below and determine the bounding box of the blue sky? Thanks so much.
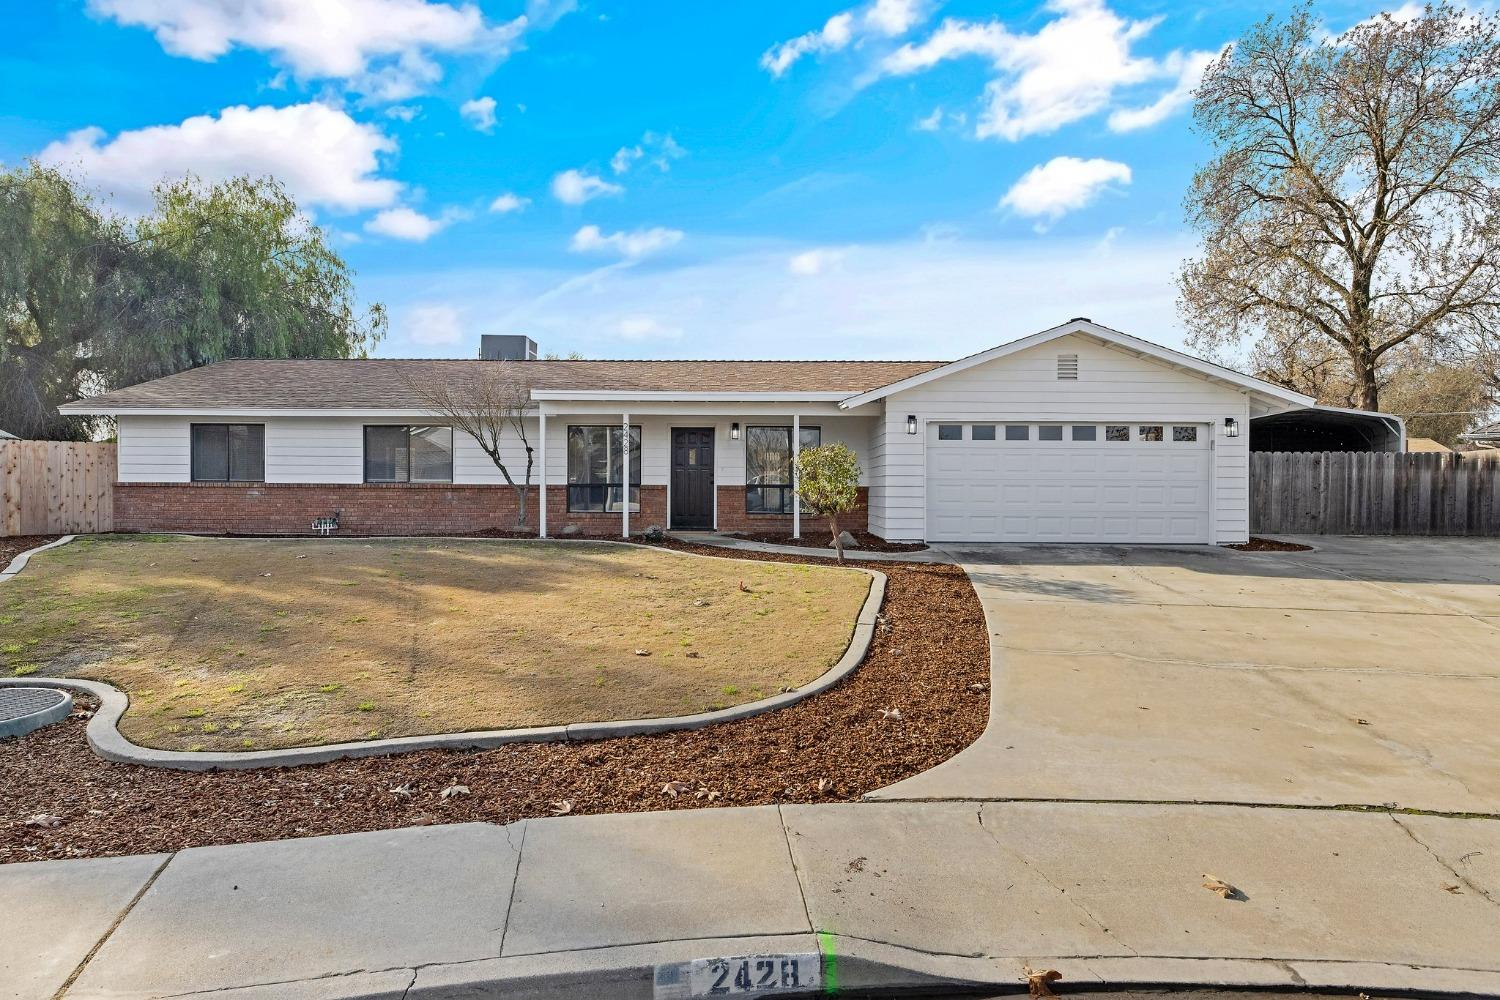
[4,0,1401,361]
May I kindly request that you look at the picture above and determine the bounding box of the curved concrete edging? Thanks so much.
[0,686,74,739]
[0,533,77,580]
[0,537,885,771]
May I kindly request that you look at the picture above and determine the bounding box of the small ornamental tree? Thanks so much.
[795,443,861,564]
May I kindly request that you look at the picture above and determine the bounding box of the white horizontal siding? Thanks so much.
[116,416,190,482]
[871,334,1253,543]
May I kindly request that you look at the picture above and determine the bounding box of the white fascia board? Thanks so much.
[837,319,1317,410]
[530,390,850,402]
[55,405,447,418]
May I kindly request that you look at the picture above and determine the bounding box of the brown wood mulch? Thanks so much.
[0,540,989,863]
[0,534,62,569]
[728,530,930,553]
[1228,537,1314,552]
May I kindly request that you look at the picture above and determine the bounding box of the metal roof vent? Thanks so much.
[1057,353,1079,380]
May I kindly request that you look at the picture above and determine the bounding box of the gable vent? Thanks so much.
[1057,353,1079,380]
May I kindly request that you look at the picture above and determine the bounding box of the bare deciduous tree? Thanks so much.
[402,365,537,528]
[1179,3,1500,413]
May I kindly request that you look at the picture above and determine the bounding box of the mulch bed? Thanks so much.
[0,534,62,569]
[729,530,929,553]
[0,540,989,863]
[1228,537,1314,552]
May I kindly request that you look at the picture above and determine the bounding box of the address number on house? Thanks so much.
[653,953,821,998]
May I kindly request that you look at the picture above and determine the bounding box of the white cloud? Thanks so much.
[385,104,421,121]
[488,192,530,213]
[610,131,686,174]
[914,106,945,131]
[1000,156,1132,224]
[761,0,927,77]
[878,0,1217,140]
[569,224,684,259]
[405,303,465,345]
[1108,47,1219,132]
[365,205,464,240]
[89,0,538,99]
[788,248,845,276]
[460,95,497,131]
[616,315,683,341]
[38,102,401,213]
[550,168,624,205]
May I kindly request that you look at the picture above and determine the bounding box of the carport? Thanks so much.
[1250,404,1405,452]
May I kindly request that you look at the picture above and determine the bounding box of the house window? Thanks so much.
[937,424,962,441]
[1038,425,1063,441]
[971,425,997,441]
[1173,425,1199,442]
[1138,425,1165,442]
[1005,425,1029,441]
[1106,425,1130,442]
[363,426,453,483]
[567,425,642,512]
[191,424,265,482]
[1072,425,1098,441]
[745,425,820,514]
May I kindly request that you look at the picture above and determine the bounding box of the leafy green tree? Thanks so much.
[1,165,385,440]
[794,443,861,564]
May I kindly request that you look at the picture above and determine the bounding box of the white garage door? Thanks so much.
[925,421,1212,543]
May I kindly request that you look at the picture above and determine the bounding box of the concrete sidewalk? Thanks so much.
[7,800,1500,999]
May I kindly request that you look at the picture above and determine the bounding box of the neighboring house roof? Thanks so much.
[1406,437,1451,452]
[839,318,1318,410]
[0,428,16,439]
[1461,421,1500,442]
[58,358,947,413]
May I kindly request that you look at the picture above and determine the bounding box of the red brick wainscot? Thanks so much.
[713,485,869,534]
[114,483,669,537]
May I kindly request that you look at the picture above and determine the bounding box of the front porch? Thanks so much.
[533,400,875,539]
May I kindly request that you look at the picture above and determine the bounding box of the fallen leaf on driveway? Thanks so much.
[662,781,692,798]
[439,784,470,800]
[1442,883,1463,894]
[549,800,573,816]
[1202,874,1238,899]
[1024,966,1062,997]
[24,814,64,828]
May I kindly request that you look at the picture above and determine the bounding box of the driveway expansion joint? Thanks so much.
[54,851,175,1000]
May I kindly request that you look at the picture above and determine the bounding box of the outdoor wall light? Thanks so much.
[906,414,918,435]
[1224,417,1240,438]
[730,422,740,440]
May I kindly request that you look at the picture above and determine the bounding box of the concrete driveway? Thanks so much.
[875,536,1500,813]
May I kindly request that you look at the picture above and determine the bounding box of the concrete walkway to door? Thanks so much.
[876,536,1500,813]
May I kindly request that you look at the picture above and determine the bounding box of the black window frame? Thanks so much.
[190,423,265,483]
[566,424,642,513]
[362,425,454,484]
[744,424,821,515]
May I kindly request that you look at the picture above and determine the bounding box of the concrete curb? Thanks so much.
[671,531,942,563]
[0,539,885,771]
[0,533,76,581]
[159,935,1500,999]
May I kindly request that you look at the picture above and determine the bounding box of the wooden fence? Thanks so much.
[1251,450,1500,536]
[0,441,116,536]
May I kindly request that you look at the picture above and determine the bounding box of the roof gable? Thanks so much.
[838,319,1317,409]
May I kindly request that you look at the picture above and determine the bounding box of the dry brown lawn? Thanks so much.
[0,536,870,751]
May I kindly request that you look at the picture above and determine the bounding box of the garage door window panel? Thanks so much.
[1138,425,1165,442]
[937,424,962,441]
[1072,425,1098,441]
[971,425,996,441]
[1173,426,1198,442]
[1106,425,1130,442]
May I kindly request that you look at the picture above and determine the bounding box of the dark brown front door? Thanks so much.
[670,427,715,528]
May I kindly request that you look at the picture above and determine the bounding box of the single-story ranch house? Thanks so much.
[61,318,1366,545]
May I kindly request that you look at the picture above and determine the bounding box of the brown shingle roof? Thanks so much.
[64,358,948,410]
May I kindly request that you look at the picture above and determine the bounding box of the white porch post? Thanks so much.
[622,412,631,538]
[792,412,801,539]
[537,406,547,538]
